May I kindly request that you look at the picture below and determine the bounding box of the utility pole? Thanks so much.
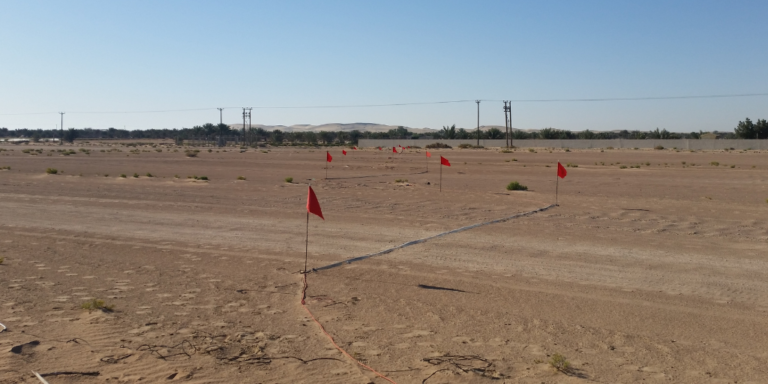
[59,112,64,145]
[242,108,252,145]
[476,100,481,146]
[217,108,223,125]
[503,101,511,148]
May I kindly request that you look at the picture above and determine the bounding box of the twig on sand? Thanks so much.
[31,372,49,384]
[40,371,100,378]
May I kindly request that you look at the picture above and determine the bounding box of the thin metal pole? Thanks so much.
[325,152,328,179]
[426,152,428,173]
[440,162,442,192]
[556,160,559,206]
[304,211,309,273]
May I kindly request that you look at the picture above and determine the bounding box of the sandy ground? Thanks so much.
[1,142,767,383]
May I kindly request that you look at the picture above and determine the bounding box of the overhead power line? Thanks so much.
[1,93,767,116]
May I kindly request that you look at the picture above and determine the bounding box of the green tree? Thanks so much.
[486,127,503,139]
[441,124,456,139]
[63,128,79,143]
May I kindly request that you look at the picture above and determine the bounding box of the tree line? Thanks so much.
[1,118,765,144]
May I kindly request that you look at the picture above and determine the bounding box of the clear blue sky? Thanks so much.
[2,0,766,132]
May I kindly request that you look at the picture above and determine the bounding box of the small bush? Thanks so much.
[0,257,4,264]
[395,179,408,183]
[285,177,293,183]
[549,353,571,373]
[120,174,126,178]
[730,165,735,168]
[566,163,578,168]
[132,173,139,178]
[506,181,528,191]
[710,161,719,166]
[605,146,614,150]
[654,145,664,150]
[104,174,109,177]
[81,298,114,313]
[645,162,650,166]
[185,150,199,157]
[564,148,570,152]
[208,149,212,152]
[500,149,512,153]
[458,143,472,149]
[425,142,452,149]
[237,176,246,180]
[46,168,58,174]
[198,176,208,181]
[528,148,535,153]
[620,165,627,169]
[145,173,153,177]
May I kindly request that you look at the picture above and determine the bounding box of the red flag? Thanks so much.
[557,162,567,178]
[306,186,324,220]
[342,149,347,155]
[407,146,411,149]
[392,147,397,153]
[440,156,451,166]
[398,145,401,147]
[353,146,357,150]
[326,151,332,163]
[426,151,432,157]
[378,147,382,151]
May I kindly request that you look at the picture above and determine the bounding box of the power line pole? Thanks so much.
[476,100,481,146]
[503,101,511,148]
[59,112,64,145]
[217,108,223,125]
[242,107,251,145]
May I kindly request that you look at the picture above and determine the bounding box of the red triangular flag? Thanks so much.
[326,151,332,163]
[353,146,357,150]
[307,186,324,220]
[342,149,347,155]
[440,156,451,167]
[398,145,401,147]
[557,162,567,178]
[407,146,411,148]
[378,147,382,151]
[392,147,397,153]
[426,151,432,158]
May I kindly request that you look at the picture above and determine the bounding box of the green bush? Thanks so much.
[145,173,153,177]
[237,176,246,180]
[120,174,126,178]
[710,161,719,166]
[506,181,528,191]
[45,168,58,174]
[620,165,627,169]
[655,145,665,150]
[425,142,451,149]
[395,179,408,183]
[198,176,209,181]
[285,177,293,183]
[566,163,578,168]
[133,173,139,178]
[549,353,571,373]
[81,298,114,313]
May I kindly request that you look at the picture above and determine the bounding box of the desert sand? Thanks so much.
[1,142,767,383]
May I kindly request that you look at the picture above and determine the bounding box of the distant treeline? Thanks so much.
[2,118,766,143]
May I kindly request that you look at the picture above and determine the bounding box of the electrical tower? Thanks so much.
[242,108,252,145]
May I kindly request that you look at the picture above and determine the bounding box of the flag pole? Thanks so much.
[440,160,442,192]
[304,210,309,273]
[555,160,559,206]
[426,151,428,173]
[325,151,328,179]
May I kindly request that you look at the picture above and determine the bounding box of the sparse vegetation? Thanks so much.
[425,142,451,149]
[566,163,578,168]
[185,150,199,157]
[46,168,58,174]
[0,257,4,264]
[506,181,528,191]
[81,298,114,313]
[528,148,535,153]
[133,173,139,178]
[237,176,246,180]
[549,353,571,373]
[605,146,613,150]
[120,174,126,178]
[620,165,628,169]
[198,176,209,181]
[285,177,293,183]
[730,165,735,168]
[145,173,153,177]
[710,161,720,166]
[458,143,472,149]
[395,179,408,183]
